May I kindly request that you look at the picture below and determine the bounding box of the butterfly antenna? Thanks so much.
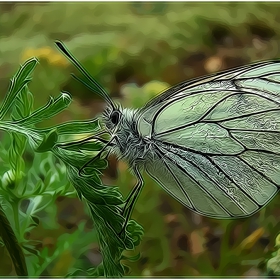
[55,40,115,109]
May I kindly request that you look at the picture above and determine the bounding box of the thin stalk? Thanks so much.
[0,203,28,276]
[12,202,20,237]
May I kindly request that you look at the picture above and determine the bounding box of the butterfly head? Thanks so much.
[102,105,123,131]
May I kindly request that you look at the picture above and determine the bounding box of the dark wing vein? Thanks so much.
[154,144,239,217]
[152,147,196,210]
[237,155,280,188]
[154,89,280,137]
[204,108,280,123]
[163,145,254,213]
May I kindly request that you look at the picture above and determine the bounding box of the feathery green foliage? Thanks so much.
[0,56,143,277]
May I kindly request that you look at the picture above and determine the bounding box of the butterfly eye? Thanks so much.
[110,110,120,125]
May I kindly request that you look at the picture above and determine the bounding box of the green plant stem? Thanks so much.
[12,202,20,237]
[0,203,28,276]
[217,222,235,275]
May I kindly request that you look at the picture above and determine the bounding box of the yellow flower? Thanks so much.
[21,46,69,67]
[47,53,69,67]
[21,48,38,62]
[36,46,53,58]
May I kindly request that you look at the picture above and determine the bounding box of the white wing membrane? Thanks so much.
[146,145,259,218]
[211,155,277,205]
[222,110,280,130]
[232,132,280,153]
[152,90,232,134]
[157,123,244,155]
[204,93,278,122]
[139,60,280,218]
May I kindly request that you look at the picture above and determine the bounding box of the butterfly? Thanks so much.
[55,41,280,228]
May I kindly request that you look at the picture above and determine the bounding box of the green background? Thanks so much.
[0,1,280,277]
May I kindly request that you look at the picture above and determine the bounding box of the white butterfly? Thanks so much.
[56,41,280,229]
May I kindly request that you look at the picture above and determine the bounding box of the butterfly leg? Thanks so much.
[119,166,144,235]
[78,137,115,176]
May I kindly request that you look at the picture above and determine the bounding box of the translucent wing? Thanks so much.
[139,61,280,218]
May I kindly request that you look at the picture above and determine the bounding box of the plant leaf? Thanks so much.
[0,58,38,120]
[36,129,58,153]
[40,118,100,137]
[15,92,72,126]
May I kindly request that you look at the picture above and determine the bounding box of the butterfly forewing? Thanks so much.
[138,60,280,218]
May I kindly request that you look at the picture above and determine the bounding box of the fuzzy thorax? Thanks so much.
[103,107,152,167]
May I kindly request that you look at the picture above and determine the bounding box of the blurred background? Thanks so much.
[1,1,280,277]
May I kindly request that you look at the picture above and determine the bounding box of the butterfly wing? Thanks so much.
[138,61,280,218]
[140,59,280,113]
